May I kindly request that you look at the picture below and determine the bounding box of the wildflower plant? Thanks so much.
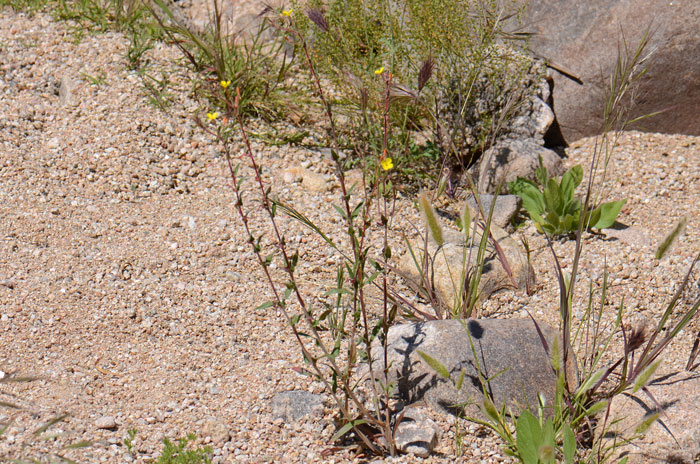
[150,0,296,120]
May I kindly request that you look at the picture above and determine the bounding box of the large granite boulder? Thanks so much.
[522,0,700,140]
[364,319,577,417]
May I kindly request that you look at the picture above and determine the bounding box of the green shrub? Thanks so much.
[291,0,538,174]
[508,160,626,237]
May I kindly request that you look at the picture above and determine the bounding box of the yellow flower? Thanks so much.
[207,112,218,121]
[374,66,385,75]
[381,157,393,171]
[281,8,293,16]
[220,80,231,89]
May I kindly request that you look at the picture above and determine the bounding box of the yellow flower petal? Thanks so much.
[207,112,218,121]
[374,66,385,75]
[282,8,293,16]
[220,80,231,88]
[381,157,393,171]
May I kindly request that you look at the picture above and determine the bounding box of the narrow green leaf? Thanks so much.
[64,441,93,449]
[634,411,660,435]
[655,216,687,259]
[332,204,347,221]
[585,399,609,417]
[331,419,367,442]
[417,350,450,379]
[0,401,21,409]
[418,192,443,247]
[254,301,275,311]
[632,359,662,393]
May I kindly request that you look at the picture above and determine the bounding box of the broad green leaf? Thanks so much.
[542,179,559,214]
[542,417,555,452]
[509,177,540,195]
[538,445,555,463]
[632,359,662,393]
[561,214,577,234]
[585,206,600,230]
[563,423,576,464]
[590,200,626,229]
[546,211,561,234]
[513,182,545,217]
[560,165,584,202]
[417,350,450,379]
[563,197,581,217]
[516,410,541,464]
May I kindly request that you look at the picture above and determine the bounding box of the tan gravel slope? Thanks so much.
[1,8,699,464]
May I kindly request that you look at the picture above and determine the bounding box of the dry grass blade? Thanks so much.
[687,331,700,371]
[33,413,70,436]
[0,400,22,409]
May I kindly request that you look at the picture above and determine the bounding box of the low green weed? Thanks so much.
[508,160,626,237]
[152,434,212,464]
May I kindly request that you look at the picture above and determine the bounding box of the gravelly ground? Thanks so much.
[1,8,699,464]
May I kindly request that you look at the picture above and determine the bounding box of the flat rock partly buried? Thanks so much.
[365,319,577,417]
